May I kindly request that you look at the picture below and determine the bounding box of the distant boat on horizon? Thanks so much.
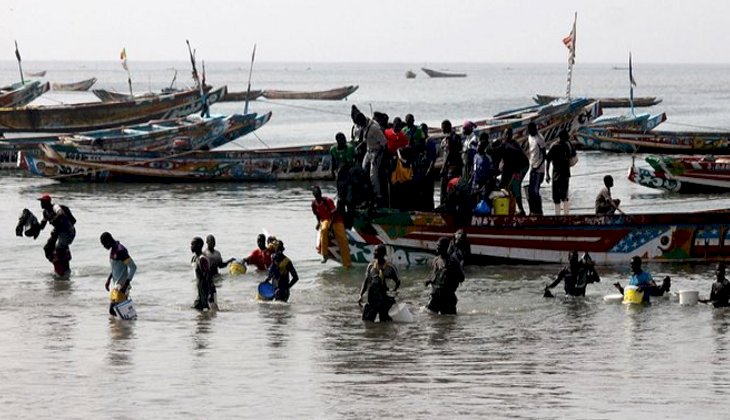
[421,67,467,78]
[405,70,416,79]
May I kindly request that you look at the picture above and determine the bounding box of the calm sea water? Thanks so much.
[2,61,730,419]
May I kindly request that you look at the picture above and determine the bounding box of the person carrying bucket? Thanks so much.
[359,244,400,322]
[425,237,465,315]
[621,256,654,304]
[265,241,299,302]
[243,234,273,271]
[204,234,235,277]
[100,232,137,317]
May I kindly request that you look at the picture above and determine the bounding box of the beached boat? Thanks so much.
[51,77,98,91]
[405,70,416,79]
[0,86,226,133]
[21,138,331,184]
[533,94,662,108]
[421,68,467,78]
[0,80,50,107]
[324,208,730,266]
[575,127,730,154]
[220,90,264,102]
[93,86,211,102]
[25,70,47,77]
[261,85,358,100]
[629,155,730,193]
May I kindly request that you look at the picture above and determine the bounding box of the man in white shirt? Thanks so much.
[526,123,546,215]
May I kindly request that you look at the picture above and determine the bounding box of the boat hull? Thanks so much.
[575,128,730,154]
[534,94,662,108]
[421,68,467,78]
[0,80,50,107]
[326,209,730,266]
[51,77,97,91]
[261,85,358,100]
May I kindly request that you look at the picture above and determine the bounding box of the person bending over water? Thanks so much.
[359,244,400,322]
[545,251,601,297]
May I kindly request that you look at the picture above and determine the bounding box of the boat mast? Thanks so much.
[628,52,636,117]
[14,41,25,84]
[563,13,577,100]
[244,44,256,115]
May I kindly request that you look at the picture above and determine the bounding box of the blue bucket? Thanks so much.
[257,282,275,300]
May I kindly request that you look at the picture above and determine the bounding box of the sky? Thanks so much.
[2,0,729,63]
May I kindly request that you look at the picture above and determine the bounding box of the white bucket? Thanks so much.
[678,290,699,306]
[114,299,137,320]
[603,294,624,304]
[388,303,414,323]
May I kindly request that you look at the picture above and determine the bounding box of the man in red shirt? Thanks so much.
[243,233,272,271]
[311,186,351,267]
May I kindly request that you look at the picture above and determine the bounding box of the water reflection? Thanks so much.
[193,310,217,353]
[107,318,135,367]
[257,303,293,350]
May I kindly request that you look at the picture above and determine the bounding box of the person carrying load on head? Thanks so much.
[101,232,137,317]
[544,250,601,297]
[311,186,351,267]
[37,194,76,276]
[425,237,465,315]
[359,244,400,322]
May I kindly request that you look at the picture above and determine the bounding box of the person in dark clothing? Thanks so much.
[359,244,400,322]
[331,132,357,204]
[425,237,465,314]
[546,129,576,215]
[701,263,730,307]
[439,120,463,205]
[38,194,76,274]
[544,251,601,297]
[496,128,529,215]
[191,237,216,311]
[16,208,41,239]
[448,229,471,267]
[595,175,622,215]
[417,123,437,211]
[266,241,299,302]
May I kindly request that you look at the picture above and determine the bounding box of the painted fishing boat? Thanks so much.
[533,94,662,108]
[0,80,50,107]
[421,68,467,78]
[629,155,730,193]
[21,139,329,183]
[324,208,730,266]
[0,86,226,133]
[51,77,98,91]
[25,70,47,77]
[575,128,730,154]
[574,112,667,151]
[220,90,264,102]
[405,70,416,79]
[261,85,358,100]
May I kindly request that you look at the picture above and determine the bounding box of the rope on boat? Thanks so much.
[256,99,351,116]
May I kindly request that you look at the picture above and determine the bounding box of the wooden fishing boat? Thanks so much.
[93,86,203,102]
[0,86,226,133]
[0,80,50,107]
[574,112,667,151]
[51,77,98,91]
[21,138,330,184]
[628,155,730,193]
[533,94,662,108]
[575,127,730,154]
[421,68,467,78]
[220,90,263,102]
[405,70,416,79]
[25,70,47,77]
[261,85,358,100]
[324,208,730,266]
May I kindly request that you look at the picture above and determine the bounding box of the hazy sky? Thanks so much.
[2,0,728,63]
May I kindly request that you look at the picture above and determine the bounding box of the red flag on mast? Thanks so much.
[563,13,576,65]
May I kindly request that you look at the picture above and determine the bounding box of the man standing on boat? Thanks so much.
[353,111,387,206]
[359,244,400,322]
[311,186,351,267]
[38,194,76,275]
[204,234,235,277]
[100,232,137,317]
[330,132,356,205]
[527,122,546,215]
[546,130,574,215]
[425,237,465,314]
[439,120,463,205]
[544,251,600,297]
[191,237,216,311]
[461,121,479,180]
[595,175,622,215]
[496,128,529,216]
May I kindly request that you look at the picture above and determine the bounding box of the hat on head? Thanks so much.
[463,121,476,131]
[38,194,52,202]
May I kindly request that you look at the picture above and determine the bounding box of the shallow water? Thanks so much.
[2,62,730,419]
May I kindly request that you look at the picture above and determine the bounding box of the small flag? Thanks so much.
[201,60,206,86]
[563,13,577,65]
[629,52,637,87]
[120,48,128,71]
[14,40,21,62]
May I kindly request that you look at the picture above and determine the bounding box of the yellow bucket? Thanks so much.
[110,288,127,304]
[229,261,247,276]
[493,197,511,215]
[623,286,644,304]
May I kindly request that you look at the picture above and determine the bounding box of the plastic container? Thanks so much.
[603,294,624,304]
[114,299,137,320]
[623,286,644,304]
[388,303,414,323]
[678,290,699,305]
[493,197,511,215]
[257,282,275,301]
[229,260,247,276]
